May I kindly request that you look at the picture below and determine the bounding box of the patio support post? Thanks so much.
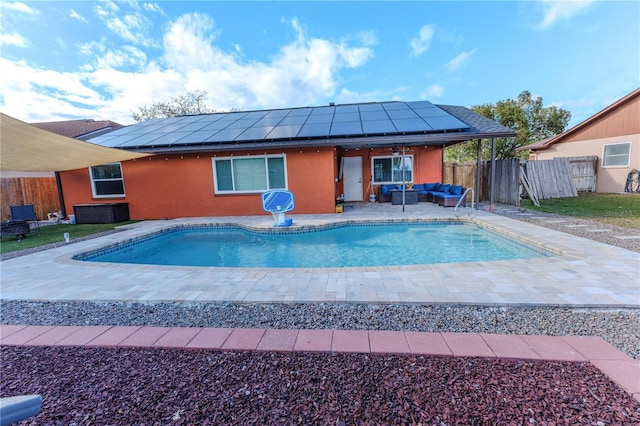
[401,145,406,212]
[489,137,496,213]
[475,139,482,206]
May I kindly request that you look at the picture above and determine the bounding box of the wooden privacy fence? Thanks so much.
[444,158,580,206]
[566,156,597,192]
[0,177,61,221]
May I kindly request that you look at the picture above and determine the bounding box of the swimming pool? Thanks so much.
[77,221,551,268]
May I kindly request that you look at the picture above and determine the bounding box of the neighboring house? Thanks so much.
[58,100,515,219]
[518,88,640,193]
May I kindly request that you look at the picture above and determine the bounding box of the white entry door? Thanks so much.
[343,156,363,201]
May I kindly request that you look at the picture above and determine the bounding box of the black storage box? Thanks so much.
[73,203,130,224]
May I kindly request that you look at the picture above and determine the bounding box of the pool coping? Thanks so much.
[0,204,638,307]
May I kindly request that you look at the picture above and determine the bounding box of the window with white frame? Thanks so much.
[371,155,413,184]
[90,163,125,197]
[602,142,631,167]
[213,155,287,193]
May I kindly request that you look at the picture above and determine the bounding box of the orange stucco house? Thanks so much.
[58,100,514,220]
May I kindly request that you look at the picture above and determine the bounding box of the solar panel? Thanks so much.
[177,121,213,132]
[385,109,419,120]
[227,118,260,129]
[86,100,476,149]
[334,105,359,113]
[381,102,409,110]
[332,112,360,122]
[413,107,449,118]
[201,120,232,131]
[120,132,166,147]
[391,118,433,132]
[423,115,469,131]
[255,116,286,127]
[330,121,362,136]
[360,110,389,121]
[236,126,275,141]
[173,130,221,144]
[298,122,331,137]
[310,106,335,115]
[362,120,396,134]
[157,122,192,132]
[287,108,313,117]
[264,109,291,118]
[102,133,148,148]
[149,131,193,145]
[278,115,309,125]
[207,128,247,142]
[406,100,436,109]
[242,111,269,120]
[358,103,384,112]
[305,114,333,124]
[266,125,302,139]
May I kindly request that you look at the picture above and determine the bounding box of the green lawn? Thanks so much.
[520,193,640,229]
[0,222,137,254]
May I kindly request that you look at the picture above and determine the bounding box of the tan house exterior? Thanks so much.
[519,88,640,193]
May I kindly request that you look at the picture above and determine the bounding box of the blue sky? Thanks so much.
[1,1,638,127]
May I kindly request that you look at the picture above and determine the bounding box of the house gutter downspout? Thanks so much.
[55,172,66,218]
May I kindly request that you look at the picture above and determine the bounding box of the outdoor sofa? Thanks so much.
[427,183,467,207]
[377,182,467,207]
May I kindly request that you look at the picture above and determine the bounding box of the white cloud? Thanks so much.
[410,24,436,56]
[0,32,29,47]
[1,2,38,15]
[421,85,444,99]
[537,0,594,29]
[143,3,164,14]
[447,50,476,71]
[0,12,375,124]
[69,9,88,23]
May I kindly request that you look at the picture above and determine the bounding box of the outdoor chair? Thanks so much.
[10,204,39,231]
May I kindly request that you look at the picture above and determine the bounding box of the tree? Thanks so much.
[444,91,571,161]
[131,90,215,122]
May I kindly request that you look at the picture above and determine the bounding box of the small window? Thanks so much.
[372,155,413,184]
[90,163,125,197]
[602,142,631,167]
[213,155,287,193]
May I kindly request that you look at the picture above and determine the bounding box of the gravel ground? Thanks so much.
[2,207,639,424]
[3,346,639,425]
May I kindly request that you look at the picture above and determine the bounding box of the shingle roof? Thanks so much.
[30,119,124,139]
[86,100,516,154]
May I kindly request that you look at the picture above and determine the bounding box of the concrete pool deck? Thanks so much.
[1,202,638,307]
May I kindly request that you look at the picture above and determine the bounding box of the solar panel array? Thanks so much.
[89,101,470,149]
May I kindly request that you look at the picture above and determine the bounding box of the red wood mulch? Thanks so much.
[2,346,639,425]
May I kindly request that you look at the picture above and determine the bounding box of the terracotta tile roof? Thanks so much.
[30,119,124,139]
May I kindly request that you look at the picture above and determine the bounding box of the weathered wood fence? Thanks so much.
[444,157,582,206]
[0,177,61,221]
[567,156,597,192]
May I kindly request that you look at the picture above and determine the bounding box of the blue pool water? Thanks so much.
[79,222,550,268]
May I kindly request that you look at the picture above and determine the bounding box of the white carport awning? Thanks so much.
[0,113,149,172]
